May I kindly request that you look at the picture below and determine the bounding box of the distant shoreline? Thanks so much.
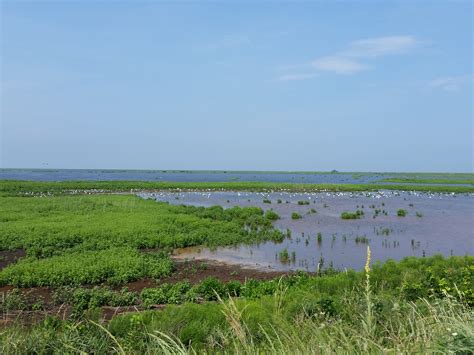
[1,168,473,176]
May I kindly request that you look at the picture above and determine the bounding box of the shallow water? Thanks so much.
[140,191,474,271]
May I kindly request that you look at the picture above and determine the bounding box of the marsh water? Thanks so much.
[0,169,382,183]
[2,169,472,186]
[140,191,474,271]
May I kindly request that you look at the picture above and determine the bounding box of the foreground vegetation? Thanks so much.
[2,179,474,195]
[1,255,473,353]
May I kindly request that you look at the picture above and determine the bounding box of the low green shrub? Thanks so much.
[341,210,364,219]
[291,212,302,220]
[264,210,280,221]
[397,209,407,217]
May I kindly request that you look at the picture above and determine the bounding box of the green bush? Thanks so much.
[341,210,364,219]
[397,209,407,217]
[291,212,302,220]
[265,210,280,221]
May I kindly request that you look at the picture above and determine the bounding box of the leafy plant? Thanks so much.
[291,212,302,220]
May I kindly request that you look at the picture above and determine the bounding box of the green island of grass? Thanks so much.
[2,179,474,195]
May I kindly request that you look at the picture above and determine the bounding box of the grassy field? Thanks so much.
[2,179,474,195]
[0,183,473,353]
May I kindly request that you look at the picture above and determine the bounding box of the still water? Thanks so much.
[0,169,394,184]
[141,190,474,271]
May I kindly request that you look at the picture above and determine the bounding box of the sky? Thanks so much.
[1,1,472,172]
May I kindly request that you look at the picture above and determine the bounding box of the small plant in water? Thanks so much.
[265,210,280,221]
[279,248,289,263]
[355,236,369,244]
[341,210,364,219]
[397,209,407,217]
[291,212,302,220]
[416,212,423,218]
[263,199,271,204]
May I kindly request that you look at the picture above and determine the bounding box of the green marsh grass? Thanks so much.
[2,179,474,196]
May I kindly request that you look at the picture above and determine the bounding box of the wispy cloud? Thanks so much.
[428,75,471,91]
[275,73,318,82]
[343,36,418,58]
[277,35,418,80]
[311,56,368,74]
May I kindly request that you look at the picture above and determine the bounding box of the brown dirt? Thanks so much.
[123,259,290,293]
[0,249,26,269]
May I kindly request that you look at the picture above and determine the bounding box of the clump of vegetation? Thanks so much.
[291,212,302,220]
[397,209,407,217]
[297,200,310,205]
[375,227,391,236]
[264,210,280,221]
[341,210,364,219]
[263,199,271,204]
[416,212,423,218]
[355,236,369,244]
[54,286,138,313]
[279,248,289,263]
[317,233,322,244]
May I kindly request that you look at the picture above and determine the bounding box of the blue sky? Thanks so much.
[1,1,472,172]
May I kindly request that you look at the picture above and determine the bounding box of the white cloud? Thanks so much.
[311,56,368,74]
[276,73,318,81]
[344,36,417,58]
[428,75,471,91]
[276,35,418,80]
